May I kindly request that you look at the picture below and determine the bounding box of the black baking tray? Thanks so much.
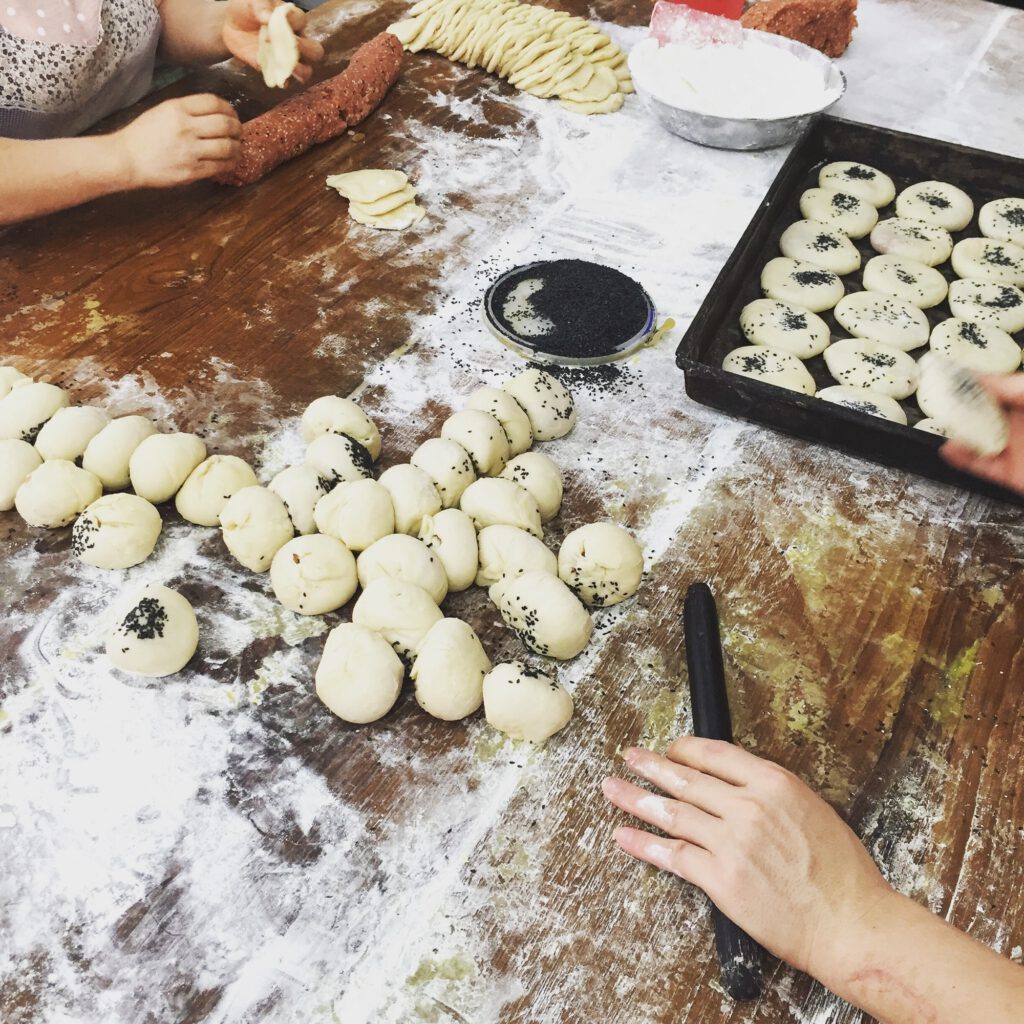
[676,115,1024,507]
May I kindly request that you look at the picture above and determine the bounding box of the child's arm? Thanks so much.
[0,95,239,225]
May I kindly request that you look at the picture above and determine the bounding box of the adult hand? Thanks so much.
[940,374,1024,497]
[114,96,241,188]
[223,0,325,84]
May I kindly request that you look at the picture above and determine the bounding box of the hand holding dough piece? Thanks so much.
[326,169,426,231]
[258,3,301,88]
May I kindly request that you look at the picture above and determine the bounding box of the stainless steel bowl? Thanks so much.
[628,31,846,151]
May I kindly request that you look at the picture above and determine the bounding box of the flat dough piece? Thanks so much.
[760,257,844,312]
[326,169,408,204]
[558,63,616,102]
[951,237,1024,287]
[834,292,931,351]
[779,219,861,275]
[818,162,896,208]
[929,318,1023,374]
[979,198,1024,248]
[822,338,919,399]
[817,386,908,424]
[896,181,974,232]
[798,187,878,239]
[559,91,623,115]
[862,254,948,308]
[350,201,426,230]
[948,279,1024,334]
[351,184,417,217]
[722,346,816,395]
[258,3,300,89]
[916,353,1008,456]
[870,218,953,267]
[738,298,830,358]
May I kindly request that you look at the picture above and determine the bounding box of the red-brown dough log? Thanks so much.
[218,31,404,187]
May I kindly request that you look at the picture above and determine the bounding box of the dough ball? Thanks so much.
[460,477,543,537]
[760,257,844,313]
[721,346,816,395]
[798,187,878,239]
[0,365,31,399]
[34,406,109,463]
[916,353,1008,456]
[951,237,1024,287]
[440,409,510,476]
[129,432,207,504]
[915,418,949,437]
[929,318,1022,375]
[476,524,556,590]
[870,218,953,267]
[818,161,895,207]
[377,463,442,535]
[219,485,295,572]
[314,478,394,551]
[862,254,948,309]
[175,454,259,527]
[778,219,861,275]
[493,569,592,660]
[105,584,199,678]
[315,622,403,724]
[300,395,381,460]
[979,198,1024,248]
[306,432,374,486]
[351,577,443,659]
[483,661,573,742]
[822,338,920,399]
[739,299,830,358]
[418,508,478,592]
[357,533,448,604]
[268,463,330,535]
[410,437,476,507]
[15,459,102,527]
[0,381,69,442]
[465,386,534,456]
[896,181,974,231]
[499,451,562,523]
[82,415,158,491]
[502,368,576,441]
[412,618,491,720]
[270,534,357,615]
[816,386,908,424]
[947,279,1024,334]
[834,292,930,351]
[0,439,41,511]
[72,493,162,568]
[557,522,643,607]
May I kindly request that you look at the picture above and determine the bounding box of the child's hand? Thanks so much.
[114,96,241,188]
[223,0,325,84]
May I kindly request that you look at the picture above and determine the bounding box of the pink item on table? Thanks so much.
[650,0,745,46]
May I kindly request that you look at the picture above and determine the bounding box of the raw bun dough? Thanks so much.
[106,584,199,678]
[314,478,394,550]
[326,169,426,230]
[349,201,426,230]
[0,439,41,511]
[760,257,844,312]
[325,169,407,204]
[82,415,158,490]
[269,463,330,535]
[929,318,1022,375]
[816,386,908,424]
[502,368,576,441]
[306,432,374,486]
[129,432,207,504]
[896,181,974,231]
[822,338,920,399]
[410,437,476,507]
[357,533,448,604]
[915,418,950,437]
[0,365,31,399]
[870,218,953,267]
[440,409,510,476]
[499,451,562,522]
[315,622,403,724]
[300,395,381,460]
[778,219,861,275]
[377,463,442,535]
[72,493,162,568]
[175,454,259,527]
[258,2,299,88]
[419,508,478,592]
[34,406,109,462]
[862,254,948,309]
[818,162,895,207]
[493,569,592,660]
[951,237,1024,286]
[270,534,358,615]
[979,198,1024,248]
[351,577,443,658]
[460,477,543,537]
[721,346,816,395]
[916,353,1009,456]
[948,279,1024,334]
[476,524,557,590]
[219,485,295,572]
[739,299,830,358]
[412,618,491,720]
[483,661,573,742]
[15,460,101,527]
[798,187,878,239]
[833,292,930,351]
[465,386,534,455]
[0,381,68,442]
[557,522,643,607]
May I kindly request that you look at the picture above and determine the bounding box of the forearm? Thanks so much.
[158,0,230,64]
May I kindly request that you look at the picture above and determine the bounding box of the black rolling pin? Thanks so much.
[683,582,765,1001]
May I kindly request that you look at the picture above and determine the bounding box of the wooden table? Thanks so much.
[2,1,1023,1021]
